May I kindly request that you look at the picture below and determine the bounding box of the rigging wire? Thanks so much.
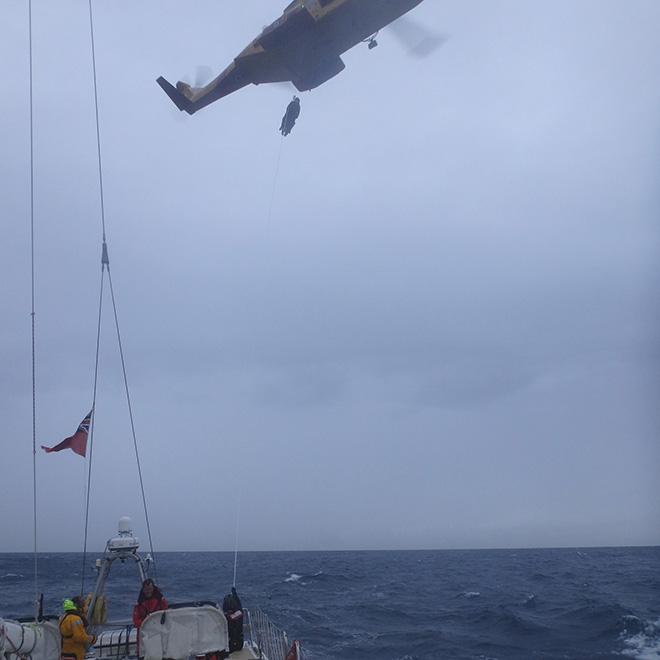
[81,264,105,595]
[80,0,157,584]
[80,0,110,594]
[87,0,107,242]
[107,261,157,575]
[28,0,39,621]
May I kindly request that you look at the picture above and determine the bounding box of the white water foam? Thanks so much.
[285,571,324,584]
[621,617,660,659]
[463,591,481,598]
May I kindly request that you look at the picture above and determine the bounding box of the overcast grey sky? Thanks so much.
[1,0,659,552]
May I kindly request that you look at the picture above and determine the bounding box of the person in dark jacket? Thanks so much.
[222,587,244,653]
[280,97,301,136]
[132,579,168,628]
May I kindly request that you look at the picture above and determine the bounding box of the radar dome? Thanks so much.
[118,517,133,535]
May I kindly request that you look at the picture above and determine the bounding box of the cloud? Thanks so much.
[1,0,659,551]
[251,364,348,408]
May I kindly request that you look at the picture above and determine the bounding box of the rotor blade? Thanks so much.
[194,65,214,88]
[388,16,448,59]
[179,65,214,89]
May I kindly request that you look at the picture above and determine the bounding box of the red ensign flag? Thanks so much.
[41,410,92,457]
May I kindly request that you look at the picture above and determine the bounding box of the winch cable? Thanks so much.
[233,128,289,586]
[80,0,157,590]
[266,133,285,225]
[28,0,39,621]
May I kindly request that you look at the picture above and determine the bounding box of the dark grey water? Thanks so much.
[1,548,659,659]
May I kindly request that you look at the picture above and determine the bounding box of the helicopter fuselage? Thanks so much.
[253,0,426,90]
[157,0,425,114]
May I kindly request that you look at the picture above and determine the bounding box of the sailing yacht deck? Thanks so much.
[1,520,303,660]
[227,647,260,660]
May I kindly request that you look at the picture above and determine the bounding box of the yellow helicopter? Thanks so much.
[157,0,441,115]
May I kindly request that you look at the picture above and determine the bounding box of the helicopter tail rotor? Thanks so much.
[193,65,214,88]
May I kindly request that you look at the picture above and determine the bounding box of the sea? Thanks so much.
[1,547,659,659]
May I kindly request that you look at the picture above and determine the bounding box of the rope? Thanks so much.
[16,624,39,658]
[81,265,105,595]
[107,264,157,574]
[3,622,27,656]
[28,0,39,622]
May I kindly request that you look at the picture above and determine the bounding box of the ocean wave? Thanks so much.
[621,617,660,659]
[619,615,647,636]
[1,547,658,660]
[559,599,633,633]
[472,607,549,637]
[523,593,536,608]
[530,572,552,582]
[284,571,328,585]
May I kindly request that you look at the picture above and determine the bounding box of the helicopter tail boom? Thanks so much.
[156,76,194,114]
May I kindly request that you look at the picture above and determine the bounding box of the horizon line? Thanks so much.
[2,543,658,554]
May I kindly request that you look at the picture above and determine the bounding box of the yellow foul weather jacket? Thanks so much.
[59,612,94,660]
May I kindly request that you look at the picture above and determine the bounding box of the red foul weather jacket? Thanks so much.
[132,596,168,628]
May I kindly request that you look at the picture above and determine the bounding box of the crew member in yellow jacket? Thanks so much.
[59,598,96,660]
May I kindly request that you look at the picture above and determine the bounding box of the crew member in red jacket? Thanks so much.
[132,579,168,628]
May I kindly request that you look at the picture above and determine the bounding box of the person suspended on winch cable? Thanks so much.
[59,597,96,660]
[132,578,168,628]
[222,586,244,653]
[280,96,301,136]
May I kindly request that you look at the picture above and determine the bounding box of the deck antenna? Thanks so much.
[232,493,242,587]
[80,0,157,592]
[28,0,39,621]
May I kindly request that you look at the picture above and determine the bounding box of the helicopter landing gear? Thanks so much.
[364,31,379,50]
